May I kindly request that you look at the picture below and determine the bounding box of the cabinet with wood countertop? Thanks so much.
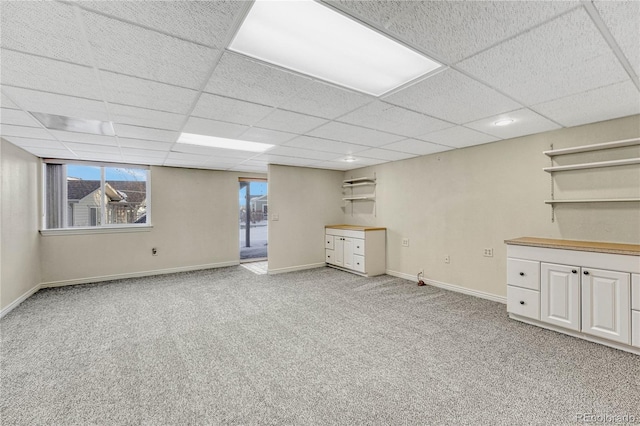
[505,237,640,354]
[325,225,386,277]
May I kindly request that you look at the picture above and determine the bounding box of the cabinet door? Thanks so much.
[334,237,344,267]
[540,263,580,331]
[581,268,630,344]
[343,238,354,270]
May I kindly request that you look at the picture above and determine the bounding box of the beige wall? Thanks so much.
[40,166,265,285]
[344,115,640,298]
[267,164,344,273]
[1,139,42,311]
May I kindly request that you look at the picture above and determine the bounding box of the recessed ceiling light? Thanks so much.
[343,156,357,162]
[30,112,115,136]
[229,0,441,97]
[177,133,274,152]
[494,119,514,127]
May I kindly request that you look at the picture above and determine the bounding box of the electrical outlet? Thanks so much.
[402,238,409,247]
[272,213,279,221]
[152,247,158,256]
[444,255,450,264]
[483,248,494,257]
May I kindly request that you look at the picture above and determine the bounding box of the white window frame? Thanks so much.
[41,159,152,236]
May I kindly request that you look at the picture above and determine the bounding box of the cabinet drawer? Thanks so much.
[507,258,540,290]
[632,274,640,311]
[507,285,540,320]
[353,239,365,256]
[325,235,334,250]
[353,255,365,273]
[326,249,336,265]
[633,311,640,348]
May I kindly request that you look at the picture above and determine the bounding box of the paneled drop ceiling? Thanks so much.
[1,0,639,173]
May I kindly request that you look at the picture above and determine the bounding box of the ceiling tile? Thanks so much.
[0,1,89,65]
[1,124,53,140]
[100,71,198,115]
[166,152,209,162]
[239,127,296,145]
[74,152,123,162]
[229,164,268,173]
[384,69,522,124]
[204,53,307,107]
[191,93,273,126]
[164,160,214,169]
[113,124,178,143]
[3,136,68,150]
[2,87,110,122]
[79,1,246,48]
[65,142,121,154]
[171,144,258,160]
[1,92,20,109]
[285,136,369,154]
[120,147,169,159]
[19,147,76,159]
[118,138,173,151]
[457,8,629,105]
[387,1,578,63]
[49,130,118,146]
[124,156,165,166]
[380,139,454,156]
[325,1,413,29]
[338,101,453,137]
[307,122,404,147]
[254,154,318,167]
[356,148,417,161]
[256,109,328,134]
[594,1,640,78]
[1,109,41,127]
[0,50,101,99]
[81,10,218,89]
[266,146,339,161]
[183,116,248,139]
[109,104,185,131]
[465,108,561,139]
[278,79,372,119]
[420,126,499,148]
[312,157,386,170]
[532,81,640,128]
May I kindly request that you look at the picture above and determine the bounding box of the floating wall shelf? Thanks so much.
[543,137,640,157]
[543,158,640,173]
[545,199,640,204]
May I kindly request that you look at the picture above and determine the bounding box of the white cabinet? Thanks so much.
[505,238,640,354]
[540,262,580,331]
[325,226,385,277]
[581,268,630,344]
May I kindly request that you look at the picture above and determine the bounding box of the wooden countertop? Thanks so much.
[326,225,386,231]
[504,237,640,256]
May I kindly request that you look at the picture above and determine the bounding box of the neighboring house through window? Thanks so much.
[44,161,150,230]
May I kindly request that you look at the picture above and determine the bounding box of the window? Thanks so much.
[44,161,149,230]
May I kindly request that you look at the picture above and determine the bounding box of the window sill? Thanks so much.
[40,225,153,236]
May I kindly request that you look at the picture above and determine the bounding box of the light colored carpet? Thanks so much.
[1,266,639,425]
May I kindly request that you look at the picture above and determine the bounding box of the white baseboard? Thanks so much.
[0,283,41,319]
[268,262,326,275]
[386,269,506,304]
[510,314,640,356]
[40,261,240,288]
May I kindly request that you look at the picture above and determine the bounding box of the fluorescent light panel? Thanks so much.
[30,112,115,136]
[229,0,441,97]
[177,133,274,152]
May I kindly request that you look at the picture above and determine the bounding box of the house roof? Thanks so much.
[67,180,146,203]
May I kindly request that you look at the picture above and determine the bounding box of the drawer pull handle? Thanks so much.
[572,269,577,274]
[584,271,589,275]
[519,301,525,305]
[519,272,525,276]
